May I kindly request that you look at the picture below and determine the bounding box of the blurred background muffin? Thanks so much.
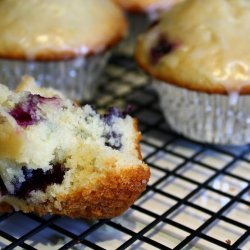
[113,0,183,55]
[136,0,250,145]
[0,0,127,101]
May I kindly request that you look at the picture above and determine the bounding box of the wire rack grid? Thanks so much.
[0,55,249,250]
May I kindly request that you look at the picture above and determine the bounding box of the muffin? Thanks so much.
[0,0,127,101]
[113,0,183,55]
[0,77,150,219]
[136,0,250,145]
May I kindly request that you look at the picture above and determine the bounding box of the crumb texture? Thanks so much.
[0,78,149,219]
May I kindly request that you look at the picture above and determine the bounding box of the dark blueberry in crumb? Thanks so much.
[105,142,121,150]
[105,131,122,150]
[150,35,178,65]
[9,94,60,127]
[0,176,7,196]
[11,163,67,198]
[103,107,130,125]
[103,106,132,150]
[105,107,126,118]
[10,101,38,127]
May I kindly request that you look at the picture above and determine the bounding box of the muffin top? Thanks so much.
[136,0,250,94]
[0,0,127,61]
[113,0,183,13]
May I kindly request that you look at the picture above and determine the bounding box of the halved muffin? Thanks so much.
[0,77,150,219]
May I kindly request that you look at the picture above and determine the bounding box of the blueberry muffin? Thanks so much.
[0,0,127,100]
[136,0,250,145]
[113,0,183,55]
[0,77,149,219]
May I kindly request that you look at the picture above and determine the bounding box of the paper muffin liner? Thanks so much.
[0,52,110,101]
[116,13,151,55]
[154,80,250,145]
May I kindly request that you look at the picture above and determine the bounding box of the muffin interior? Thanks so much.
[0,84,143,205]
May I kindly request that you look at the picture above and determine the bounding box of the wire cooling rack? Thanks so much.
[0,55,250,250]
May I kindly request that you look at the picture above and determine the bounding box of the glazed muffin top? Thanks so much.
[113,0,183,13]
[0,0,127,61]
[136,0,250,94]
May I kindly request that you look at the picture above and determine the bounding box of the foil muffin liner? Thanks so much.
[154,80,250,145]
[0,52,110,101]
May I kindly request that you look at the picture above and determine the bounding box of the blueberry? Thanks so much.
[102,106,132,150]
[9,94,60,127]
[9,101,39,127]
[1,163,68,198]
[103,106,132,126]
[105,131,122,150]
[104,107,124,125]
[105,141,122,150]
[150,35,178,65]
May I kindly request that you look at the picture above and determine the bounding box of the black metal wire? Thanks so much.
[0,55,249,250]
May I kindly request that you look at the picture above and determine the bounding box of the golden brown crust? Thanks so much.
[0,166,150,219]
[135,38,250,95]
[0,202,13,213]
